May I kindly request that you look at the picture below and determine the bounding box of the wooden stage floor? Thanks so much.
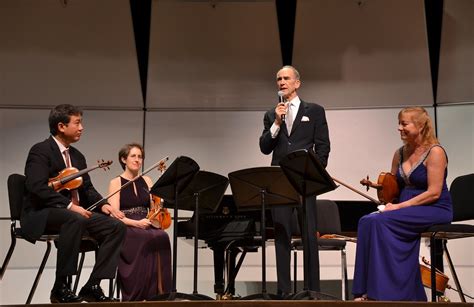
[3,301,472,307]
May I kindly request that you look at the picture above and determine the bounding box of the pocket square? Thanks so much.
[301,116,310,122]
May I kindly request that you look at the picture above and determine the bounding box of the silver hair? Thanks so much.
[277,65,301,80]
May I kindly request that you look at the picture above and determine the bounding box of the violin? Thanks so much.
[360,172,399,204]
[146,159,171,229]
[419,256,449,295]
[48,160,112,192]
[317,232,358,243]
[147,195,171,230]
[420,257,474,301]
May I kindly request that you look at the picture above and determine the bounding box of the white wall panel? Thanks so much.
[147,0,280,110]
[0,109,51,219]
[293,0,432,109]
[437,104,474,181]
[0,0,142,109]
[324,108,408,200]
[143,110,271,185]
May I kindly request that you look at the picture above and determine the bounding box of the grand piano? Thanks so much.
[177,195,377,297]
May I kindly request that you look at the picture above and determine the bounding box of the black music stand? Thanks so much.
[279,149,337,300]
[174,170,229,300]
[149,156,200,301]
[228,167,300,300]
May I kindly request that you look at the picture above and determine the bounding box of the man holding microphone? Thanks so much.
[259,65,330,298]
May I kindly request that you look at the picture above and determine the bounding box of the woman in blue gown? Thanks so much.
[352,107,453,301]
[108,143,171,301]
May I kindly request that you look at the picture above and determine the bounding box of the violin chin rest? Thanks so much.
[377,204,386,212]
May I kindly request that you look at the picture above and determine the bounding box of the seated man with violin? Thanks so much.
[107,143,171,301]
[22,104,126,303]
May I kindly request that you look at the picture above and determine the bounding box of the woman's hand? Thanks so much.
[134,218,152,229]
[384,202,401,211]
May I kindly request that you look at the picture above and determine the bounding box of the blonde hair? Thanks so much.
[398,107,439,146]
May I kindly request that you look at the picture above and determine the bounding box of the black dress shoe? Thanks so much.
[79,284,112,302]
[50,283,83,303]
[277,291,293,300]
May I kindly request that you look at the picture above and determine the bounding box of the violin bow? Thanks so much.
[86,156,169,211]
[331,176,387,212]
[331,176,380,204]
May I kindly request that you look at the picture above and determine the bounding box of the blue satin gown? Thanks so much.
[352,145,452,301]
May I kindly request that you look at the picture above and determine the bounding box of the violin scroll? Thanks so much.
[360,172,399,204]
[360,175,382,191]
[363,175,370,191]
[157,159,167,173]
[98,159,113,171]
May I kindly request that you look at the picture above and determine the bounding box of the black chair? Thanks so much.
[424,173,474,302]
[291,199,349,300]
[0,174,101,304]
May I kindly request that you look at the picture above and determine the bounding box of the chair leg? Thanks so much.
[114,272,121,301]
[293,249,298,293]
[341,248,348,300]
[27,240,52,304]
[430,235,437,302]
[0,226,17,280]
[108,277,115,299]
[73,252,86,293]
[443,241,466,302]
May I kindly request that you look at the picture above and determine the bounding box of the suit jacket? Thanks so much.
[259,100,330,167]
[21,136,107,242]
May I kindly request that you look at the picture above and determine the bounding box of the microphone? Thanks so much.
[278,91,285,122]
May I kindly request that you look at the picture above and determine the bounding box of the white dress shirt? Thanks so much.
[270,96,301,138]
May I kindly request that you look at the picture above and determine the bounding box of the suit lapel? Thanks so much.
[284,120,290,137]
[48,136,67,170]
[68,147,80,168]
[290,100,306,134]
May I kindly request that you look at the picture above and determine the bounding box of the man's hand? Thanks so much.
[101,204,125,219]
[275,102,288,125]
[69,204,92,218]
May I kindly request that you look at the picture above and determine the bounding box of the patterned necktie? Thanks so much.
[286,102,294,134]
[63,149,79,205]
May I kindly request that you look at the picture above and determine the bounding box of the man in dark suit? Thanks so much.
[259,66,330,297]
[22,104,126,303]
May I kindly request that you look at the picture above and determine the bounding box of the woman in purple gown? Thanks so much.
[352,107,453,301]
[108,143,171,301]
